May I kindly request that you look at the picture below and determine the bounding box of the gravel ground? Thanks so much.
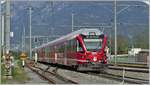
[33,62,149,84]
[24,67,49,84]
[37,63,122,84]
[57,69,121,84]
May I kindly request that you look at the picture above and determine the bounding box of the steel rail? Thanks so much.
[108,62,148,69]
[108,66,149,73]
[33,66,78,84]
[26,60,78,84]
[89,72,149,84]
[26,64,56,84]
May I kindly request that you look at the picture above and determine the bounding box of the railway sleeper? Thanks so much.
[42,65,51,74]
[52,67,58,73]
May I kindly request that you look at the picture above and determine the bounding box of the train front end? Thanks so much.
[76,30,108,71]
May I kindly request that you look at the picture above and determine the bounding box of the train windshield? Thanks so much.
[84,39,103,51]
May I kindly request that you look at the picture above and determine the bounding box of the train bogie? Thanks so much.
[77,63,107,71]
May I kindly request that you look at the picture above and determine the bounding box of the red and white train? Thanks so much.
[32,29,108,71]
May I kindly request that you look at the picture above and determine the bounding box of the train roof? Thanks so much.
[32,29,103,51]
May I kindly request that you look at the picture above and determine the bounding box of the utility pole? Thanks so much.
[22,32,23,52]
[109,30,112,63]
[29,7,32,59]
[23,26,26,52]
[147,0,150,67]
[51,1,54,35]
[1,15,4,56]
[71,13,74,32]
[114,0,117,65]
[5,0,10,53]
[0,11,2,85]
[1,16,5,80]
[22,25,25,52]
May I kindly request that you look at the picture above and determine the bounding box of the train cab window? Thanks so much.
[83,34,103,51]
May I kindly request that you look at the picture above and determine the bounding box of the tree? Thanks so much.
[111,34,128,54]
[133,28,148,49]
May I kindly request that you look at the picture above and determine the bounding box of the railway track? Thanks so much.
[108,65,149,73]
[84,63,149,84]
[105,65,149,83]
[26,62,78,84]
[108,62,148,69]
[26,60,148,84]
[89,72,149,84]
[26,63,56,84]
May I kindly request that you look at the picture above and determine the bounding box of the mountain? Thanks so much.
[5,1,148,49]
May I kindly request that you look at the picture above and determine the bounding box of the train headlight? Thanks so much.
[93,57,97,61]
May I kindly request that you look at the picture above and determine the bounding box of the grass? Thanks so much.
[1,59,29,84]
[1,64,6,83]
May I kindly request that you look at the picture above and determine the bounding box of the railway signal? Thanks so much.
[20,52,27,68]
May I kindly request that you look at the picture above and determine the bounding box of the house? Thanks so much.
[128,48,142,56]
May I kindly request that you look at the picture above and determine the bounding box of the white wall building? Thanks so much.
[128,48,142,56]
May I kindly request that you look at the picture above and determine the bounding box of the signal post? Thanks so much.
[20,52,27,68]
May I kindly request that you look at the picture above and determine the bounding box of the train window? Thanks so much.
[66,40,71,51]
[45,47,49,57]
[84,39,102,51]
[81,34,104,51]
[44,48,46,56]
[57,44,64,53]
[41,48,45,57]
[60,44,65,53]
[72,39,77,52]
[77,40,83,52]
[99,34,104,39]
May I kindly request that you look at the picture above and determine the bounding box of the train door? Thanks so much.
[50,46,56,63]
[77,40,84,52]
[54,46,57,63]
[41,48,45,62]
[49,46,51,63]
[64,42,67,65]
[57,43,64,65]
[76,40,86,64]
[45,47,50,63]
